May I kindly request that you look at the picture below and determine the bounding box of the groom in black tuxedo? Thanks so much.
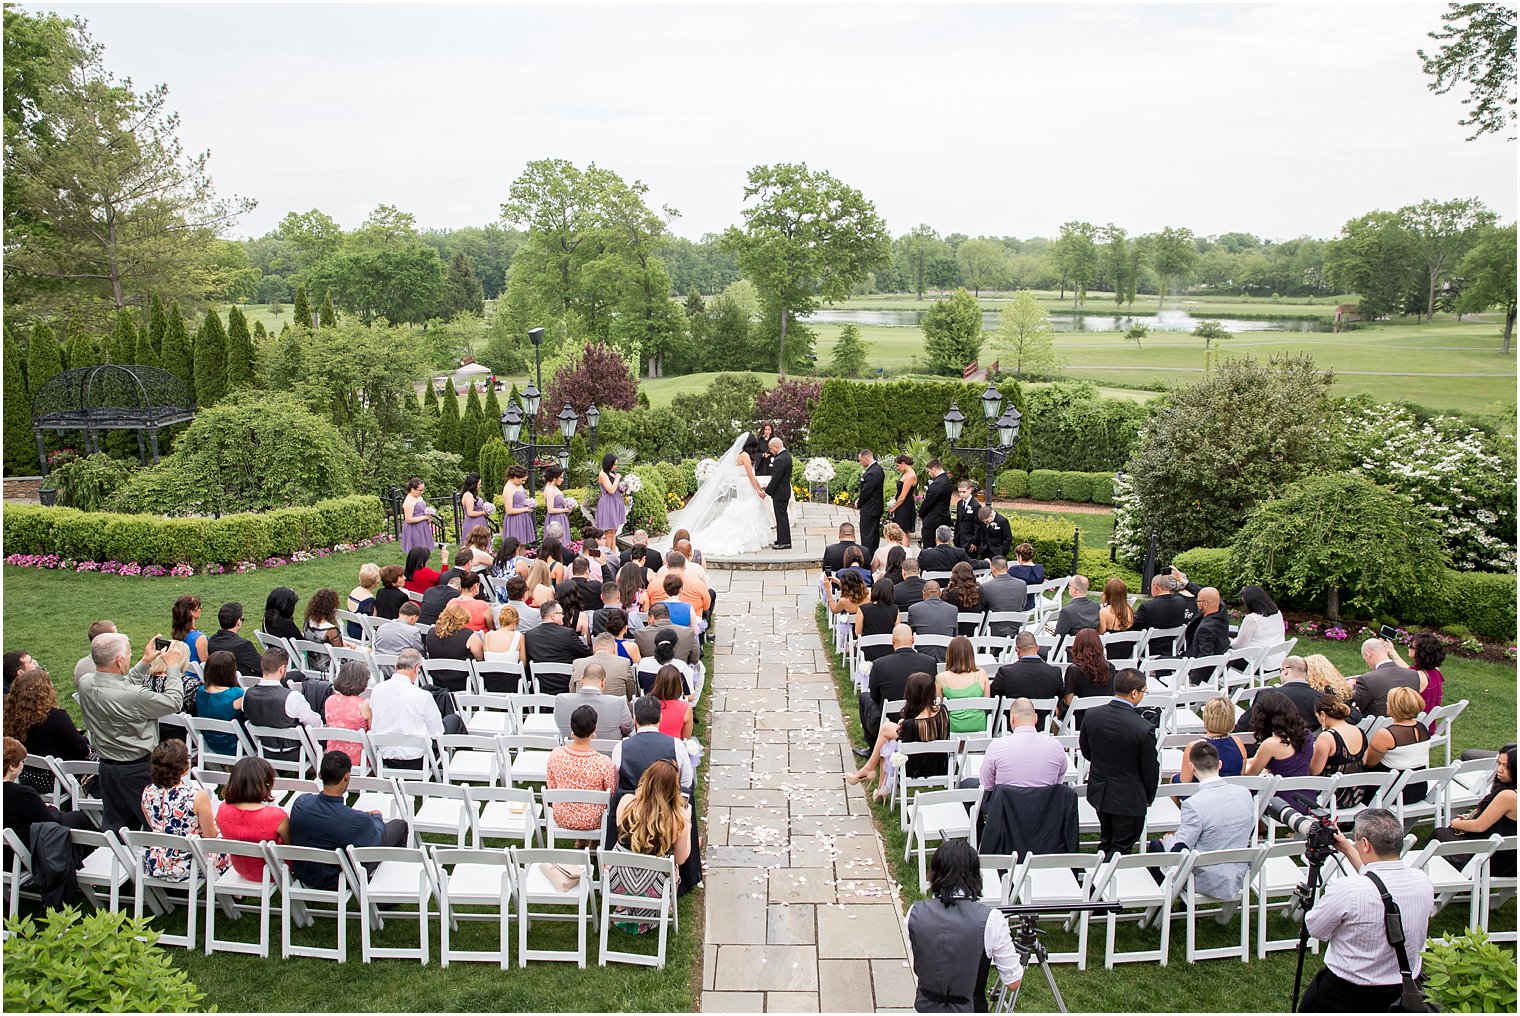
[857,448,885,557]
[763,437,793,549]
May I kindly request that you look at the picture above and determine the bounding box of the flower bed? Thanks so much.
[5,533,396,578]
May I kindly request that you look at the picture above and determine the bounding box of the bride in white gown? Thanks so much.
[661,432,772,556]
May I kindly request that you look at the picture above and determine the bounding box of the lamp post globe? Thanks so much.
[943,402,967,443]
[586,403,600,431]
[528,327,545,347]
[522,382,542,419]
[500,403,523,444]
[557,402,579,442]
[996,406,1022,448]
[980,382,1003,421]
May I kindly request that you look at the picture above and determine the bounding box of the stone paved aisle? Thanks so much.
[700,567,913,1014]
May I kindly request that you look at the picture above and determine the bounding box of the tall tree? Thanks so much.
[721,163,889,375]
[436,382,461,456]
[2,10,253,323]
[147,294,168,358]
[895,225,945,299]
[682,287,706,318]
[442,250,486,319]
[1052,221,1100,309]
[3,325,32,473]
[461,384,486,459]
[1456,222,1518,351]
[826,323,868,378]
[159,301,194,399]
[319,289,337,328]
[306,243,445,326]
[106,309,137,364]
[1099,225,1134,307]
[1419,3,1517,140]
[133,312,159,368]
[422,381,440,419]
[193,309,228,407]
[1399,197,1496,322]
[1145,226,1199,308]
[224,304,256,389]
[292,283,312,329]
[25,322,62,403]
[63,316,97,371]
[992,291,1058,375]
[955,238,1009,297]
[1324,211,1423,319]
[922,288,984,376]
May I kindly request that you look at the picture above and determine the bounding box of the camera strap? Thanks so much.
[1364,871,1430,1012]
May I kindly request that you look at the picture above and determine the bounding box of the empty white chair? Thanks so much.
[347,844,436,964]
[328,644,375,682]
[437,734,505,785]
[1182,845,1268,963]
[1007,852,1104,968]
[1221,646,1264,689]
[475,786,544,848]
[1325,770,1399,826]
[513,694,561,738]
[455,693,517,736]
[1093,849,1191,966]
[1142,625,1188,662]
[1422,700,1467,767]
[1253,839,1327,958]
[123,830,202,949]
[1141,657,1189,692]
[269,843,351,961]
[193,837,276,957]
[1386,765,1458,830]
[512,846,598,968]
[434,846,516,967]
[906,787,981,891]
[1405,833,1499,928]
[402,781,478,846]
[597,848,678,967]
[1481,834,1518,943]
[1179,653,1229,691]
[527,662,575,696]
[47,759,104,828]
[1256,639,1297,685]
[501,735,559,787]
[1142,781,1198,841]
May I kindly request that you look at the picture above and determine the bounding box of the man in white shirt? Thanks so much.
[1301,808,1435,1012]
[368,649,458,770]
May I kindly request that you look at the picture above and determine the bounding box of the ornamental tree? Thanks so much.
[541,342,638,433]
[826,323,867,378]
[755,377,823,445]
[224,304,255,389]
[158,302,193,398]
[193,309,227,406]
[922,288,983,375]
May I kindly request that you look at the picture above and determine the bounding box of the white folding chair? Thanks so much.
[1141,657,1189,692]
[501,735,559,787]
[1325,771,1399,827]
[1141,782,1198,840]
[186,715,257,770]
[421,659,473,694]
[1421,700,1467,767]
[301,728,371,777]
[1007,852,1104,968]
[1482,834,1518,942]
[289,638,334,676]
[364,732,441,782]
[70,827,135,913]
[1142,625,1188,663]
[1057,695,1112,736]
[328,644,375,681]
[1182,845,1268,963]
[1253,839,1330,958]
[892,740,958,831]
[1221,647,1264,690]
[1100,630,1145,663]
[527,662,575,696]
[943,696,1000,739]
[122,830,202,949]
[1262,778,1334,843]
[1406,833,1498,928]
[269,843,351,961]
[542,789,611,848]
[47,759,104,828]
[906,787,982,892]
[956,612,987,637]
[244,722,314,777]
[433,845,516,967]
[512,846,598,967]
[1093,849,1192,966]
[347,845,436,964]
[4,828,42,917]
[475,786,544,848]
[21,754,63,806]
[347,774,408,822]
[1179,653,1229,690]
[850,634,895,692]
[1447,757,1499,820]
[193,838,276,957]
[473,660,529,695]
[437,734,505,785]
[1256,639,1297,685]
[402,781,479,846]
[512,694,561,738]
[597,848,677,968]
[455,693,517,736]
[335,611,371,646]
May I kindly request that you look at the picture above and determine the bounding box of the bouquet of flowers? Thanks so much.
[424,505,437,516]
[621,474,644,494]
[804,457,836,484]
[694,458,719,482]
[481,500,495,515]
[563,496,579,512]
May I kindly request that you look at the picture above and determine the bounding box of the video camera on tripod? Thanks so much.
[1270,802,1340,862]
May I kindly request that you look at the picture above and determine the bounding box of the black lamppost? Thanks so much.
[944,382,1022,501]
[498,327,599,495]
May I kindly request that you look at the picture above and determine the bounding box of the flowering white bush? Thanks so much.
[694,458,719,482]
[1341,403,1516,571]
[804,457,836,484]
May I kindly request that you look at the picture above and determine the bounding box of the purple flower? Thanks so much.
[1325,626,1349,640]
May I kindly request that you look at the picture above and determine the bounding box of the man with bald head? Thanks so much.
[1052,574,1100,638]
[1350,638,1421,718]
[857,624,937,754]
[1184,587,1231,662]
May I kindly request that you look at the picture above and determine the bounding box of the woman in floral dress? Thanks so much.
[140,740,228,881]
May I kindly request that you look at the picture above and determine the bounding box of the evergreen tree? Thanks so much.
[148,294,168,358]
[443,251,485,319]
[826,323,868,378]
[252,319,267,341]
[320,290,337,328]
[3,325,32,474]
[404,385,422,419]
[268,326,305,391]
[26,322,63,403]
[437,382,461,455]
[159,302,195,400]
[134,313,159,367]
[481,385,503,451]
[293,284,312,328]
[422,382,440,419]
[193,309,228,406]
[462,384,486,459]
[683,287,705,318]
[224,305,256,389]
[63,317,96,371]
[107,309,137,364]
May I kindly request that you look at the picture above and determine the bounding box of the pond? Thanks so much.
[803,308,1331,333]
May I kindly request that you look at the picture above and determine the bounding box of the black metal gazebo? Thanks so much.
[31,364,196,474]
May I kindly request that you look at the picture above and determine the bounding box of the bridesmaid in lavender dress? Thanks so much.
[542,465,571,537]
[593,453,627,535]
[500,465,537,547]
[459,471,491,544]
[400,477,436,555]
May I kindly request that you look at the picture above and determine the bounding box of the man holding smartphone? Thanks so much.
[77,632,180,833]
[1349,636,1421,718]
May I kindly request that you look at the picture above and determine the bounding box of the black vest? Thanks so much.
[616,729,678,793]
[242,682,301,760]
[909,897,996,1012]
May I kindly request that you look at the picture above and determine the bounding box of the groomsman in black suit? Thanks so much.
[953,480,982,551]
[917,459,953,549]
[763,438,793,549]
[857,449,885,557]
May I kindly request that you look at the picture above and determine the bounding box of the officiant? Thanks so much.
[754,422,776,477]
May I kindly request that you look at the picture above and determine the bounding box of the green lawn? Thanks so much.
[837,291,1355,320]
[998,508,1116,553]
[814,606,1517,1012]
[2,548,709,1011]
[638,371,780,407]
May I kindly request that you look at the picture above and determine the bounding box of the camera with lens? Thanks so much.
[1272,803,1339,861]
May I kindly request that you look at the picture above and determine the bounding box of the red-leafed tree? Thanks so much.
[755,377,823,445]
[540,342,638,430]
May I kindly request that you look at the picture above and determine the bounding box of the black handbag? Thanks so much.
[1364,871,1433,1012]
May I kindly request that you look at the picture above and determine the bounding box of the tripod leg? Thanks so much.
[1040,959,1068,1015]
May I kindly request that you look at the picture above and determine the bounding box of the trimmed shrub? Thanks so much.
[51,511,114,560]
[264,506,324,556]
[1171,547,1237,592]
[674,459,698,500]
[1076,548,1142,590]
[1089,475,1117,506]
[652,462,684,503]
[1027,470,1062,502]
[49,453,135,511]
[995,469,1029,499]
[1057,472,1093,503]
[205,514,273,565]
[2,505,55,555]
[1409,570,1517,640]
[1002,513,1081,579]
[809,377,1031,471]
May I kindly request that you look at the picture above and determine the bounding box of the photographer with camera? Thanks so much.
[907,840,1023,1012]
[1300,808,1434,1012]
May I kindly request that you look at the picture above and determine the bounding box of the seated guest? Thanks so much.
[604,610,643,666]
[289,750,410,889]
[872,522,914,578]
[454,572,494,632]
[1177,697,1246,782]
[491,535,530,583]
[974,505,1011,561]
[402,546,442,595]
[369,649,461,769]
[893,557,926,610]
[979,698,1068,789]
[613,759,698,910]
[848,671,947,803]
[423,601,484,664]
[937,635,990,735]
[323,662,373,765]
[978,558,1028,634]
[991,633,1064,730]
[652,666,694,740]
[1063,628,1116,721]
[822,522,859,574]
[660,574,695,628]
[554,664,633,741]
[436,546,478,590]
[145,637,200,703]
[1431,743,1516,878]
[3,736,93,866]
[171,596,210,665]
[372,602,426,655]
[140,740,228,881]
[464,527,494,571]
[1150,741,1256,899]
[611,696,693,794]
[504,576,542,633]
[74,620,118,681]
[194,652,246,756]
[303,587,350,661]
[545,705,618,841]
[209,601,263,675]
[481,602,526,658]
[524,600,593,693]
[216,757,289,882]
[856,578,899,661]
[918,525,973,576]
[242,647,321,763]
[632,603,700,666]
[1350,637,1421,718]
[835,546,874,591]
[1304,653,1355,707]
[1098,578,1134,635]
[345,563,381,638]
[1130,574,1192,637]
[1007,543,1045,610]
[1183,587,1231,661]
[417,571,462,626]
[262,588,302,642]
[374,565,411,621]
[1242,689,1316,813]
[906,841,1025,1012]
[1310,696,1368,779]
[636,629,695,699]
[590,582,624,636]
[2,650,32,697]
[1365,686,1433,804]
[822,568,870,620]
[646,550,711,619]
[941,562,984,637]
[856,625,936,752]
[572,633,637,701]
[4,668,92,792]
[1235,655,1323,730]
[568,556,604,612]
[1231,585,1286,651]
[618,530,650,570]
[906,581,958,661]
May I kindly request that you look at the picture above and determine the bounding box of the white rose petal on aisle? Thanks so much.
[694,458,719,482]
[804,457,836,484]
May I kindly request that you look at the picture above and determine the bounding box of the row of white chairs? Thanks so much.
[3,827,675,969]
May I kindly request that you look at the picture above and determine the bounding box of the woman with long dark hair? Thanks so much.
[1431,743,1517,877]
[1232,585,1285,651]
[170,595,210,664]
[907,840,1024,1012]
[883,545,908,586]
[855,578,898,663]
[890,453,918,538]
[754,423,776,477]
[1063,627,1115,719]
[1243,689,1314,812]
[1388,631,1447,726]
[1098,578,1133,636]
[403,545,441,594]
[941,561,983,637]
[400,476,436,556]
[263,587,302,640]
[459,471,491,544]
[543,465,571,542]
[594,452,628,535]
[847,670,948,802]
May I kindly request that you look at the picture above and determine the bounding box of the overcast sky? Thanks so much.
[30,1,1518,242]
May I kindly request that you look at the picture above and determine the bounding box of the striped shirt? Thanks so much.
[1305,860,1434,986]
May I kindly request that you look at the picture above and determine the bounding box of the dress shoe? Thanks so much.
[852,746,871,758]
[772,543,792,550]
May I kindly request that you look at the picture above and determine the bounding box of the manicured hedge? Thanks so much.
[809,378,1032,472]
[2,495,388,567]
[1171,547,1238,592]
[994,469,1029,499]
[1057,472,1093,503]
[993,468,1116,505]
[1027,470,1062,502]
[1076,548,1143,590]
[1002,513,1080,578]
[626,466,669,534]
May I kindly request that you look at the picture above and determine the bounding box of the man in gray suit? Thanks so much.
[978,557,1028,637]
[1350,638,1421,718]
[554,665,633,741]
[570,633,637,700]
[906,581,958,661]
[633,603,700,665]
[1052,574,1101,638]
[1151,741,1256,899]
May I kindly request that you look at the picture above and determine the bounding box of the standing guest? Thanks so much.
[459,471,491,544]
[1176,697,1247,782]
[171,597,209,665]
[1150,741,1256,900]
[857,448,886,557]
[454,572,494,632]
[1063,628,1117,719]
[140,739,228,881]
[651,666,694,739]
[572,632,637,700]
[594,453,628,535]
[5,668,91,794]
[1310,696,1368,779]
[545,704,618,841]
[613,759,698,908]
[979,698,1069,789]
[1364,686,1433,804]
[399,477,437,556]
[917,459,953,550]
[822,523,860,574]
[952,480,981,552]
[193,652,246,756]
[553,664,633,741]
[1388,632,1446,729]
[977,558,1028,636]
[373,602,426,656]
[941,562,984,637]
[346,563,381,639]
[403,546,442,595]
[288,751,410,889]
[1078,668,1159,856]
[2,651,31,697]
[1183,587,1230,662]
[1050,574,1099,638]
[1242,689,1316,813]
[855,578,899,662]
[501,465,537,548]
[937,636,991,735]
[209,602,263,675]
[78,633,177,833]
[611,696,694,795]
[524,600,592,693]
[263,587,303,641]
[991,633,1064,730]
[242,648,322,763]
[1430,743,1516,879]
[871,522,913,578]
[504,576,542,633]
[974,506,1011,562]
[216,757,289,882]
[906,841,1025,1011]
[424,602,485,670]
[1232,585,1286,651]
[369,650,460,770]
[889,454,918,539]
[1350,638,1421,718]
[1007,544,1045,611]
[1098,577,1134,635]
[542,465,571,541]
[374,565,411,621]
[323,662,372,766]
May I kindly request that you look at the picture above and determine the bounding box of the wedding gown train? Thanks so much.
[661,433,772,557]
